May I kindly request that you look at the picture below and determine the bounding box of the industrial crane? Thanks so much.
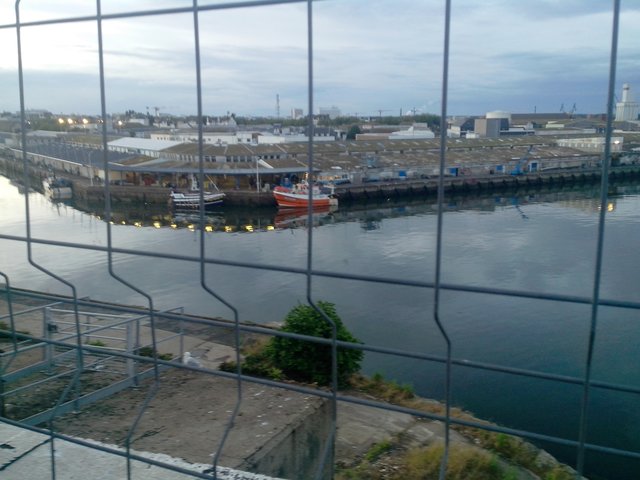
[560,103,577,118]
[510,145,534,175]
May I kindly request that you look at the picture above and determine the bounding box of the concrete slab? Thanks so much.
[0,422,282,480]
[336,401,417,464]
[334,400,469,467]
[0,425,49,470]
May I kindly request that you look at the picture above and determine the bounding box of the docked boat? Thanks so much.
[169,174,225,209]
[170,189,225,209]
[42,177,73,200]
[273,181,338,208]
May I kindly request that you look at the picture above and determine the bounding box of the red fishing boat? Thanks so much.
[273,181,338,208]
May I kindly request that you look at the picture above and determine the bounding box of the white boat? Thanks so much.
[170,190,225,209]
[169,175,225,209]
[42,177,73,200]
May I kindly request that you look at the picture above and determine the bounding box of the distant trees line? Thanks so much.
[18,112,441,136]
[234,113,440,131]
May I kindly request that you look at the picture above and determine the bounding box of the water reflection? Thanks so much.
[63,184,629,234]
[4,168,635,233]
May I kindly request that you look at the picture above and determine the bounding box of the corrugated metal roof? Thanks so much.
[96,134,638,174]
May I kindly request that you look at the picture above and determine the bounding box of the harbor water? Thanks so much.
[1,175,639,479]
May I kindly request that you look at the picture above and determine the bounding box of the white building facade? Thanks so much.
[556,136,623,153]
[616,83,640,121]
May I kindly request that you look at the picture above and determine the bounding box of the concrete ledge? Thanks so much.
[0,422,283,480]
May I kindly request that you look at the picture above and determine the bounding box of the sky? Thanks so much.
[0,0,638,118]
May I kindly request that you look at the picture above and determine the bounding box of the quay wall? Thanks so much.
[240,399,333,480]
[2,151,640,207]
[335,167,640,201]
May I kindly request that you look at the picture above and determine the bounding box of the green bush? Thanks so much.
[267,301,363,387]
[241,347,285,380]
[135,345,173,361]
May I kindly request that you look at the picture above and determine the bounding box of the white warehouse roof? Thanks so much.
[108,137,182,152]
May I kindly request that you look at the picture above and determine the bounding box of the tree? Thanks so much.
[346,124,362,140]
[267,302,363,387]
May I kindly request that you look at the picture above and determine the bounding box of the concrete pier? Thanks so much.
[334,166,640,201]
[2,153,640,207]
[55,166,640,206]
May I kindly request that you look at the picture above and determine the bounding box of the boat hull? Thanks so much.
[43,178,73,200]
[273,188,337,208]
[170,191,225,209]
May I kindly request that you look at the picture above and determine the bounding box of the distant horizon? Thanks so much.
[3,108,613,121]
[1,1,638,119]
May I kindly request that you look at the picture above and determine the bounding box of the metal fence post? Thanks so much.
[179,318,185,361]
[85,313,91,343]
[43,307,54,373]
[125,320,137,386]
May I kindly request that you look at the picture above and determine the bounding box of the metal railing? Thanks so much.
[1,302,190,425]
[0,1,637,479]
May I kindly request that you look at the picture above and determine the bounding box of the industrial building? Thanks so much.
[5,131,639,193]
[616,83,640,122]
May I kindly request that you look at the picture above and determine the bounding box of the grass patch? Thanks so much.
[462,429,576,478]
[135,345,173,361]
[364,439,393,462]
[350,373,417,404]
[220,336,284,381]
[337,443,514,480]
[402,443,504,479]
[348,373,578,479]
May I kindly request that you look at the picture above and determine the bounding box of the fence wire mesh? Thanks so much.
[0,1,638,479]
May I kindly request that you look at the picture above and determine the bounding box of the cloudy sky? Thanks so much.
[0,0,638,118]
